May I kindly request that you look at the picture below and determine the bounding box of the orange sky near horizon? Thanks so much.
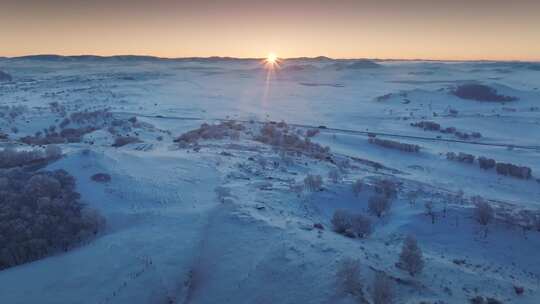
[1,0,539,61]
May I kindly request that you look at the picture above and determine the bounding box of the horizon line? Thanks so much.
[1,53,539,63]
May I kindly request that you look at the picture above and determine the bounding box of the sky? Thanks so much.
[1,0,539,61]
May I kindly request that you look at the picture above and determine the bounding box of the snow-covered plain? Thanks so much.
[1,56,540,303]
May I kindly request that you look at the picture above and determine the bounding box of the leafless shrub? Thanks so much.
[48,101,66,116]
[174,121,245,145]
[471,132,482,138]
[469,296,504,304]
[306,128,320,137]
[112,136,141,147]
[331,209,372,238]
[473,196,494,237]
[254,122,331,160]
[304,174,323,192]
[336,258,364,298]
[398,235,424,276]
[351,179,364,197]
[495,162,532,179]
[447,153,532,179]
[368,138,420,153]
[368,195,392,218]
[91,173,111,183]
[20,127,96,145]
[371,273,394,304]
[454,131,471,140]
[61,127,97,142]
[478,156,496,170]
[446,152,475,163]
[0,147,60,169]
[411,121,440,131]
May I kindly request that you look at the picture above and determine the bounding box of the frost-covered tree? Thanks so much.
[398,235,424,276]
[368,195,392,218]
[372,273,394,304]
[0,168,104,270]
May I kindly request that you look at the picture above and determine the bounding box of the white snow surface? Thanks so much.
[0,58,540,303]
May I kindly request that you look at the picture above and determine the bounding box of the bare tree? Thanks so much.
[473,196,494,237]
[398,235,424,276]
[368,195,392,218]
[371,273,394,304]
[336,258,364,298]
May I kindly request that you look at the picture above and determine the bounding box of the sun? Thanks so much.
[264,52,280,69]
[266,53,278,64]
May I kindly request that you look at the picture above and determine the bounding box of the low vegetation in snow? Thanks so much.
[174,121,245,146]
[368,137,420,153]
[447,152,533,179]
[0,146,62,169]
[331,209,372,238]
[452,83,518,102]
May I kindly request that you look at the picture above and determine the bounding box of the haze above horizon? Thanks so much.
[1,0,539,61]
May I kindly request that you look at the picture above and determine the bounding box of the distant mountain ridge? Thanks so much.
[3,54,539,65]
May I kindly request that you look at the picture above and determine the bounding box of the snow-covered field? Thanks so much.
[1,56,539,303]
